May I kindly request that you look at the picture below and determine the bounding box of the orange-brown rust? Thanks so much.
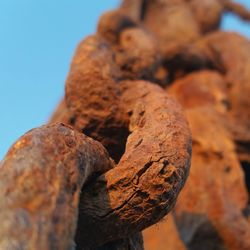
[4,0,250,249]
[75,80,192,248]
[158,69,250,250]
[143,214,187,250]
[63,35,129,162]
[0,123,114,250]
[167,70,229,113]
[179,32,250,162]
[174,108,250,250]
[115,27,161,80]
[97,10,136,44]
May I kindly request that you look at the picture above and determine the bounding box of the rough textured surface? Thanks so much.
[144,69,250,250]
[75,80,192,248]
[49,20,192,248]
[4,0,250,249]
[63,35,129,163]
[0,123,114,250]
[142,65,250,249]
[48,1,250,249]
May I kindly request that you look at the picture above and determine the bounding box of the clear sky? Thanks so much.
[0,0,250,159]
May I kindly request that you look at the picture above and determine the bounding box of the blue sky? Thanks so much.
[0,0,250,159]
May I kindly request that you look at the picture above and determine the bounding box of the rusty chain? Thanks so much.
[1,0,250,249]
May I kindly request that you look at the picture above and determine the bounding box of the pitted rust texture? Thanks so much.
[0,123,114,250]
[2,0,250,249]
[50,1,250,249]
[75,80,191,248]
[2,78,191,250]
[144,69,250,250]
[51,35,129,163]
[3,23,192,250]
